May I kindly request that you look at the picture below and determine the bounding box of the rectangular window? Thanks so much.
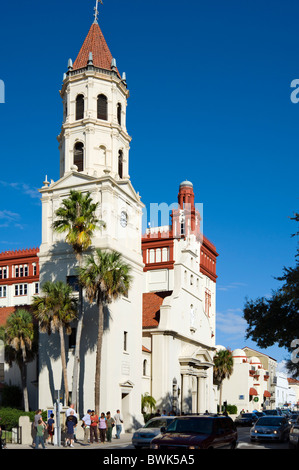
[69,328,76,349]
[124,331,128,352]
[24,265,28,277]
[0,268,7,279]
[0,286,6,297]
[14,284,27,296]
[15,266,19,277]
[33,264,37,276]
[20,266,23,277]
[35,283,39,294]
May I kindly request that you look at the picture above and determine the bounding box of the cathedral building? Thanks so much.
[0,9,218,427]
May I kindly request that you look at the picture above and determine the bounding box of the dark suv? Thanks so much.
[150,414,238,450]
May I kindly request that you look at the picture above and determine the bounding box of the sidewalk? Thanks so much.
[5,433,134,450]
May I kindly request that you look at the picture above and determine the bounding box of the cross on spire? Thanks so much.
[93,0,103,24]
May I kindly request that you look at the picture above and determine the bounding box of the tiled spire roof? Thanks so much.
[73,22,120,77]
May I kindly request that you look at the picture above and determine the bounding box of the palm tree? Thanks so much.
[52,190,105,410]
[213,349,234,413]
[79,248,132,414]
[141,393,156,415]
[32,281,78,405]
[3,309,38,411]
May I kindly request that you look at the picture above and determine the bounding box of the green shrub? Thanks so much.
[226,404,238,415]
[0,407,34,431]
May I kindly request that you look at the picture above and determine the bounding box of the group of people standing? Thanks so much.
[32,405,124,448]
[65,405,124,447]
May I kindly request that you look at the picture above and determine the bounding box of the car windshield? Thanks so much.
[166,417,213,434]
[263,410,278,415]
[144,419,172,429]
[257,417,284,427]
[241,414,252,418]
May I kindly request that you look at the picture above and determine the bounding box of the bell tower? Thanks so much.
[38,3,145,426]
[58,12,131,181]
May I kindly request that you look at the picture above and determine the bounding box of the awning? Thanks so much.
[249,387,258,396]
[264,390,271,398]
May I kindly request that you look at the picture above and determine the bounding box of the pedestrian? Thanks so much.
[65,410,77,447]
[155,409,161,417]
[46,413,55,446]
[113,409,123,439]
[82,409,92,444]
[106,411,115,443]
[90,410,99,443]
[66,404,78,442]
[35,418,46,449]
[33,410,46,448]
[98,412,107,443]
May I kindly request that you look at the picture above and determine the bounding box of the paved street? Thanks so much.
[5,427,290,450]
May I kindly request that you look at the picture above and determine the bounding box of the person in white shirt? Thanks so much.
[82,410,92,444]
[113,409,123,439]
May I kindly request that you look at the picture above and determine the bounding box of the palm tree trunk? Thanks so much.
[95,302,104,415]
[59,324,69,406]
[219,382,223,413]
[72,254,83,412]
[20,346,29,412]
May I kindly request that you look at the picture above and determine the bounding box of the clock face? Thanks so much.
[120,211,128,227]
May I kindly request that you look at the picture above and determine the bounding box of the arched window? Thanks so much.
[75,94,84,120]
[97,94,108,120]
[118,150,123,179]
[143,359,147,376]
[74,142,84,172]
[117,103,122,125]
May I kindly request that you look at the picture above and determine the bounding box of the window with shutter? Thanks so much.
[74,142,84,172]
[97,94,108,120]
[76,94,84,120]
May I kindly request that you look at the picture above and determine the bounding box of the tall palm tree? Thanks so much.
[32,281,78,405]
[52,190,105,410]
[79,249,132,414]
[3,309,38,411]
[213,349,234,413]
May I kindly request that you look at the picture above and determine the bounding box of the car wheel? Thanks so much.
[230,441,237,449]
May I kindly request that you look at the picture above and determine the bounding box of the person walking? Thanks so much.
[98,412,107,443]
[33,410,46,448]
[90,410,99,443]
[106,412,114,443]
[35,418,46,449]
[82,410,92,444]
[65,410,77,447]
[46,413,55,446]
[113,409,123,439]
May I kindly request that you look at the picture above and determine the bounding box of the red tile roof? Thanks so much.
[143,291,172,328]
[73,22,120,77]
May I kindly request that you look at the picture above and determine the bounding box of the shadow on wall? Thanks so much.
[38,241,112,415]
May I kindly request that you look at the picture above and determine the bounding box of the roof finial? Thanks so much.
[93,0,103,24]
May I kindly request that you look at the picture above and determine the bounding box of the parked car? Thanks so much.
[132,416,176,448]
[150,414,238,450]
[289,416,299,448]
[250,416,291,443]
[235,413,258,426]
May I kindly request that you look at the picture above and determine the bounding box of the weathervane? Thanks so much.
[93,0,103,24]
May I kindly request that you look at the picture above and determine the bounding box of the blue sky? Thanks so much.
[0,0,298,369]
